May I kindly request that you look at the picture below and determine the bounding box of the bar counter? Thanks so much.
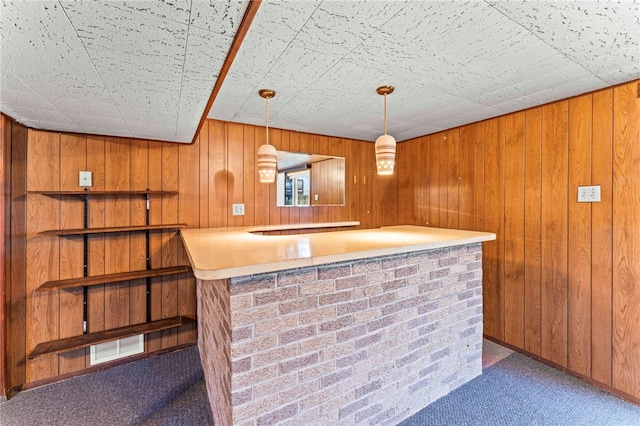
[181,225,495,280]
[181,225,495,425]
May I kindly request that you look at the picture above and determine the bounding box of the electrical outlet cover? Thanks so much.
[578,185,601,202]
[232,204,245,216]
[79,171,92,187]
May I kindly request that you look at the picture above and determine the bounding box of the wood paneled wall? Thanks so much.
[4,81,638,402]
[395,80,640,401]
[2,115,28,397]
[1,114,7,396]
[4,120,391,390]
[311,158,345,206]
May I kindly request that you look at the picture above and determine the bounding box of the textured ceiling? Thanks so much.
[0,0,247,142]
[210,0,640,142]
[1,1,639,144]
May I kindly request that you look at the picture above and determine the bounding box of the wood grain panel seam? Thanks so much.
[498,115,507,340]
[609,90,616,386]
[606,90,614,385]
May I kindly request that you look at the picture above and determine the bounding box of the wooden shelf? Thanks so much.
[39,223,187,236]
[28,316,195,359]
[37,266,192,291]
[27,188,193,361]
[27,190,179,196]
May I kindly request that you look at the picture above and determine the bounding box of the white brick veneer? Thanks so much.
[198,243,483,425]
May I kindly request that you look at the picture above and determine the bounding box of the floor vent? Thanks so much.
[90,334,144,365]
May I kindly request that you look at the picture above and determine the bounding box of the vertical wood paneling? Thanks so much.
[474,124,485,232]
[503,112,525,347]
[365,141,375,228]
[311,158,344,206]
[254,125,269,226]
[428,134,440,227]
[243,126,256,226]
[129,140,149,330]
[15,121,367,386]
[288,133,302,225]
[591,89,613,385]
[7,120,28,393]
[10,79,640,403]
[279,131,291,224]
[86,136,106,348]
[0,116,6,395]
[198,123,210,228]
[332,137,346,222]
[612,82,640,397]
[147,141,163,352]
[359,140,372,229]
[447,129,459,229]
[370,159,382,228]
[540,101,569,367]
[438,133,448,227]
[161,143,179,348]
[178,138,199,344]
[312,135,330,224]
[348,139,360,225]
[209,121,227,228]
[458,125,475,230]
[26,130,60,381]
[300,133,315,225]
[227,123,244,227]
[58,134,86,373]
[288,132,302,223]
[269,129,283,225]
[414,137,429,226]
[396,140,412,225]
[567,94,593,375]
[482,117,505,339]
[104,138,131,332]
[523,108,542,356]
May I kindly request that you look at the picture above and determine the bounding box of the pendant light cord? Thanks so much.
[383,94,387,135]
[265,97,270,145]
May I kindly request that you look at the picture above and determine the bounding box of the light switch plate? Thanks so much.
[578,185,601,202]
[232,204,245,216]
[79,171,92,187]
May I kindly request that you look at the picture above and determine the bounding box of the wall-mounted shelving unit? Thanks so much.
[27,189,192,359]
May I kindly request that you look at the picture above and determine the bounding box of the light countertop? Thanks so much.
[180,225,496,280]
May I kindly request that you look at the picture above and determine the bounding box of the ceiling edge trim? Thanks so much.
[189,0,263,145]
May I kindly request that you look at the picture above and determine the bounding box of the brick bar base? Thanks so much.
[197,243,483,425]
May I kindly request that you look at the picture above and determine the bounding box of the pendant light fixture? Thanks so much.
[257,89,277,183]
[375,85,396,175]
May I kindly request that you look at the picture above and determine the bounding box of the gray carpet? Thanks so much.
[401,353,640,426]
[0,347,212,426]
[1,346,639,425]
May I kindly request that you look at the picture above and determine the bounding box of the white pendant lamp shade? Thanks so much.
[257,89,277,183]
[375,85,396,175]
[257,142,277,183]
[375,133,396,175]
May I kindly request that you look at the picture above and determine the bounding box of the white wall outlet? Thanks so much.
[232,204,245,216]
[79,171,92,187]
[578,185,601,202]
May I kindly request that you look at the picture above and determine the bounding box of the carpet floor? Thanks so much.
[400,353,640,426]
[1,346,638,425]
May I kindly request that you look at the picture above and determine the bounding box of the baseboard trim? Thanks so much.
[13,342,196,396]
[483,334,640,406]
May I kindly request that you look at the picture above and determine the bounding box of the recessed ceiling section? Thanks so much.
[210,0,639,142]
[0,0,248,142]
